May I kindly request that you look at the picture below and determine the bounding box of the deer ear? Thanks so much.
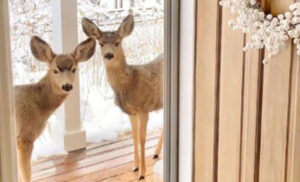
[117,14,134,38]
[73,38,96,62]
[30,36,54,62]
[82,18,102,39]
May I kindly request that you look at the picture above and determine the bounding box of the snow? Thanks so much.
[32,115,65,160]
[31,88,163,161]
[8,0,164,161]
[81,87,163,144]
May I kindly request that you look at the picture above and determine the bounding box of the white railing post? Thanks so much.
[52,0,86,152]
[0,0,18,181]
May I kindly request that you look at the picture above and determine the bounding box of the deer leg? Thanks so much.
[17,138,33,182]
[129,115,139,172]
[137,112,149,180]
[153,129,163,159]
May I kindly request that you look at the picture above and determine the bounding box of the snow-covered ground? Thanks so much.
[8,0,164,161]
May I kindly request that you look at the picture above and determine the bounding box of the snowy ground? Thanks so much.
[8,0,164,161]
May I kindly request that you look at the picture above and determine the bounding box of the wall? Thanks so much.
[194,0,300,182]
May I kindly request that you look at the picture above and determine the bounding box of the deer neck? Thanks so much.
[105,55,133,93]
[36,72,68,112]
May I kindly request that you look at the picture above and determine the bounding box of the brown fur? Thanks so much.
[82,15,163,179]
[111,55,163,115]
[15,36,95,182]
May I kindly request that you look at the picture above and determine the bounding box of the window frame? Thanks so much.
[0,0,18,181]
[164,0,195,181]
[0,0,196,181]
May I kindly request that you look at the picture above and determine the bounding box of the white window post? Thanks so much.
[0,0,18,181]
[52,0,86,152]
[179,0,195,181]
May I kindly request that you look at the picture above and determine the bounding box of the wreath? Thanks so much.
[220,0,300,63]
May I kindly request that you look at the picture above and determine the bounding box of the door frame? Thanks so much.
[163,0,179,180]
[0,0,18,181]
[164,0,195,181]
[179,0,196,181]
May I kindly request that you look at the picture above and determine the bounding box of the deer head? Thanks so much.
[30,36,96,93]
[81,15,134,67]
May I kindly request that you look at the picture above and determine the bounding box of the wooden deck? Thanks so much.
[32,132,162,182]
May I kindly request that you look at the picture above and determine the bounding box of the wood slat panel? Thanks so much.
[286,47,300,182]
[218,7,245,182]
[194,0,221,181]
[270,1,292,15]
[261,0,290,15]
[259,45,292,182]
[261,0,272,13]
[259,1,293,182]
[195,1,300,182]
[240,37,262,182]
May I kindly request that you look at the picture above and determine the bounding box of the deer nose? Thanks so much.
[104,53,114,60]
[62,84,73,92]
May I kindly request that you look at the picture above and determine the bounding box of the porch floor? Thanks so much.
[32,131,161,182]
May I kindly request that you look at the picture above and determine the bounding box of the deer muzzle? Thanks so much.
[104,53,114,60]
[62,84,73,92]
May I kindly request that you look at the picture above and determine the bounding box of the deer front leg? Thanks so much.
[17,138,33,182]
[137,112,149,180]
[129,115,139,172]
[153,129,163,159]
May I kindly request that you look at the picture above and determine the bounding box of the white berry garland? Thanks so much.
[220,0,300,63]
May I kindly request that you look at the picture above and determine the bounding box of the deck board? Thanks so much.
[32,132,161,182]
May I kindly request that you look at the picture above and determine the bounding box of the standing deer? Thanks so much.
[14,36,96,182]
[82,15,164,180]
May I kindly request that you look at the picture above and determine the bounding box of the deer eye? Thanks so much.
[115,42,120,46]
[72,68,77,73]
[53,69,59,74]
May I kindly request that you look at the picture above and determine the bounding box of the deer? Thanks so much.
[82,15,164,180]
[14,36,96,182]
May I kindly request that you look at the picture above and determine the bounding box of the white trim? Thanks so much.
[0,0,18,181]
[52,0,86,152]
[64,130,86,152]
[179,0,196,181]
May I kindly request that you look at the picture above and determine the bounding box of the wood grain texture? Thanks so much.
[259,41,292,182]
[261,0,290,15]
[259,1,293,182]
[270,1,292,15]
[0,0,18,181]
[194,0,300,182]
[240,36,262,182]
[31,132,160,182]
[194,0,221,181]
[218,7,245,182]
[286,47,300,182]
[261,0,272,14]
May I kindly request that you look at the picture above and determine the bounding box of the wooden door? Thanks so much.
[194,0,300,182]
